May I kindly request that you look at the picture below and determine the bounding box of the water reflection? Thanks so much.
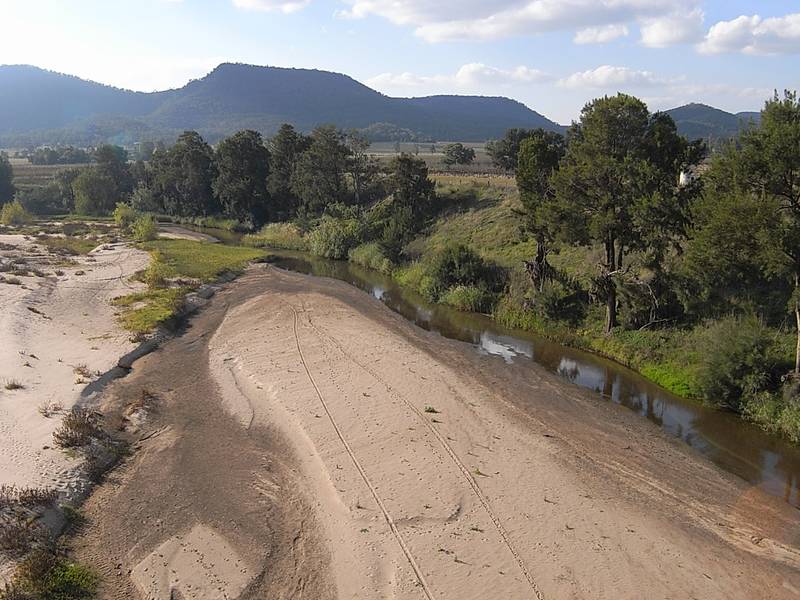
[264,250,800,508]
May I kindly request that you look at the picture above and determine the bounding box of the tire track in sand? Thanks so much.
[297,301,546,600]
[289,304,436,600]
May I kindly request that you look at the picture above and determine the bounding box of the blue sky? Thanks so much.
[1,0,798,123]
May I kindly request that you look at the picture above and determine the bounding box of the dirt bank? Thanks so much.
[73,265,800,599]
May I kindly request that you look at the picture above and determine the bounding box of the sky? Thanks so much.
[1,0,798,124]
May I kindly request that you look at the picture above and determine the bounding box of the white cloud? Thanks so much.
[699,13,800,55]
[558,65,665,89]
[367,62,551,90]
[341,0,701,43]
[574,24,629,45]
[639,8,704,47]
[232,0,310,14]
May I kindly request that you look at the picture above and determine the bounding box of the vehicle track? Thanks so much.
[297,301,546,600]
[289,304,436,600]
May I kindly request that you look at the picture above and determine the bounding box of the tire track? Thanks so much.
[288,304,436,600]
[298,302,546,600]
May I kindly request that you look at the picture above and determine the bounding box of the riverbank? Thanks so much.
[71,265,800,599]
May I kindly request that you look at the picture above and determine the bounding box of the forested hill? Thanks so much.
[665,103,761,142]
[0,63,563,146]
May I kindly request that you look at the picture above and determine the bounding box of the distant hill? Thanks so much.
[666,103,760,142]
[0,63,563,146]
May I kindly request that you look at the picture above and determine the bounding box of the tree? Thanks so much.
[94,144,132,198]
[345,130,378,204]
[150,131,219,217]
[267,124,310,220]
[214,130,271,225]
[72,169,118,215]
[487,129,535,171]
[380,154,435,258]
[551,94,699,333]
[291,125,350,216]
[0,153,14,204]
[442,143,476,166]
[734,91,800,372]
[515,130,566,290]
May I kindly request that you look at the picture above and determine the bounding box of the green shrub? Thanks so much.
[393,262,437,300]
[694,315,786,411]
[440,285,495,312]
[132,214,157,242]
[142,252,174,289]
[307,217,363,260]
[348,242,394,274]
[39,561,97,599]
[243,223,306,250]
[1,201,33,226]
[112,203,137,230]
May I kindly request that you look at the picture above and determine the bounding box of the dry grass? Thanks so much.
[4,379,24,391]
[0,486,59,510]
[52,407,105,449]
[37,400,63,418]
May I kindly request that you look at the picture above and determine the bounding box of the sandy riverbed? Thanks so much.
[0,234,148,497]
[69,265,800,599]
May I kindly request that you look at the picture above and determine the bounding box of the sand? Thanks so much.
[0,234,148,497]
[64,263,799,599]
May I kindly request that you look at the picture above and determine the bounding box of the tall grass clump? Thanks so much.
[1,201,33,226]
[348,242,394,274]
[307,217,363,260]
[132,214,158,242]
[112,202,137,231]
[243,223,306,250]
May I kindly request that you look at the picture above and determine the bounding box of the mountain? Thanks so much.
[0,63,563,146]
[666,103,760,141]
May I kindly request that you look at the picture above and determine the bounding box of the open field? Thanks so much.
[9,159,90,189]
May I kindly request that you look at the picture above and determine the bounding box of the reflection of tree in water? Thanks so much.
[558,361,580,382]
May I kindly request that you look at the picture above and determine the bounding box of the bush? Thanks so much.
[440,285,494,312]
[694,315,786,411]
[52,407,104,448]
[1,201,33,226]
[427,244,491,301]
[39,562,96,599]
[393,262,437,300]
[132,214,157,242]
[532,279,587,325]
[348,242,393,274]
[141,252,174,289]
[243,223,306,250]
[112,202,137,230]
[307,217,363,260]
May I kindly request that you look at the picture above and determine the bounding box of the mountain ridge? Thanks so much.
[0,63,760,146]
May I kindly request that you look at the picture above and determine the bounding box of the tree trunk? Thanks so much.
[795,272,800,374]
[606,287,617,334]
[605,236,617,334]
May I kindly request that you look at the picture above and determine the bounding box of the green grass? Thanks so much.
[243,222,307,251]
[138,239,265,281]
[37,236,100,255]
[405,179,536,268]
[112,239,265,333]
[348,242,394,274]
[112,287,189,334]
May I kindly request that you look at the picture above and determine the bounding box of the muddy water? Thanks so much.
[249,250,799,508]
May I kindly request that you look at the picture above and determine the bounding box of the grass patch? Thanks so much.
[37,237,98,256]
[111,287,188,333]
[138,239,264,281]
